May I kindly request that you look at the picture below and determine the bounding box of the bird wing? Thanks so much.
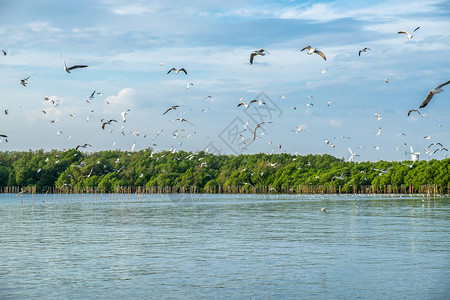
[315,50,326,60]
[253,122,264,140]
[179,68,187,74]
[301,46,312,51]
[398,30,409,35]
[435,80,450,89]
[60,53,67,68]
[419,92,434,108]
[407,109,420,116]
[413,26,420,32]
[358,50,362,56]
[67,65,88,71]
[162,107,173,115]
[250,52,257,64]
[167,68,176,74]
[237,102,247,108]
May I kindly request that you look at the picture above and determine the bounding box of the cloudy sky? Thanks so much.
[1,0,449,161]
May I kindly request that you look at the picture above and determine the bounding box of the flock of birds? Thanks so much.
[0,24,449,202]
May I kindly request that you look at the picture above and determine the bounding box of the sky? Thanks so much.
[0,0,449,162]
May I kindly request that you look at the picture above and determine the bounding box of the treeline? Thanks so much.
[0,149,449,193]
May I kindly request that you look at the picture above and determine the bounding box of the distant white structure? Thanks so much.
[348,148,360,162]
[406,146,420,162]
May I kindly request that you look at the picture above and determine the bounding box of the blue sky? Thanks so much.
[1,0,449,161]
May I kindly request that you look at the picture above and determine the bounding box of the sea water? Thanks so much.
[0,193,448,299]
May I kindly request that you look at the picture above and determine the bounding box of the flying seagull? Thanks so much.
[431,148,448,155]
[75,143,92,150]
[374,167,393,175]
[428,142,444,148]
[237,99,265,109]
[172,118,194,125]
[163,105,180,115]
[167,68,187,74]
[358,47,371,56]
[333,172,349,180]
[301,46,326,60]
[250,49,270,65]
[19,76,30,87]
[101,118,117,130]
[253,121,272,140]
[2,50,6,56]
[398,27,420,39]
[419,80,450,109]
[407,109,421,116]
[121,109,130,122]
[61,53,88,73]
[320,208,328,213]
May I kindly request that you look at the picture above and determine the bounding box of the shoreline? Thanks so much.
[3,184,447,196]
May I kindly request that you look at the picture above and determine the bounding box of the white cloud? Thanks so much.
[278,3,345,23]
[26,21,61,33]
[329,119,342,127]
[105,88,136,107]
[112,5,153,15]
[249,0,446,24]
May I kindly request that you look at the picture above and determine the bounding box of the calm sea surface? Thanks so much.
[0,193,448,299]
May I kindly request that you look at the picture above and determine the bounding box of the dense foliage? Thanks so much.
[0,149,449,193]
